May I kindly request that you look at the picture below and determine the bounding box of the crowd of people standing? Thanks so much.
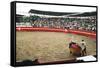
[31,16,96,32]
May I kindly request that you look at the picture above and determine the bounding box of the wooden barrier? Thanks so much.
[16,27,96,38]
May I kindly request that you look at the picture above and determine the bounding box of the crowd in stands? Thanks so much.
[31,16,96,32]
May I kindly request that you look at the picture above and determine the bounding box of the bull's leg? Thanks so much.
[70,50,72,54]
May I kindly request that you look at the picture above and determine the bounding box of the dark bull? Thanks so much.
[69,42,86,56]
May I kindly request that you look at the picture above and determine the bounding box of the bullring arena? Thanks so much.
[16,4,97,64]
[16,27,96,63]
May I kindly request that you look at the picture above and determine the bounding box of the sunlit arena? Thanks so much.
[16,31,96,63]
[15,3,97,65]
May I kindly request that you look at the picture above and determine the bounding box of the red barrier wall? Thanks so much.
[16,27,96,38]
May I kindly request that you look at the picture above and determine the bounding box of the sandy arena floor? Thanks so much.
[16,31,96,63]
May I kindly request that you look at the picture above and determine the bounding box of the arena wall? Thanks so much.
[16,27,96,38]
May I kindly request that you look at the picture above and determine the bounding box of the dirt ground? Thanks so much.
[16,31,96,63]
